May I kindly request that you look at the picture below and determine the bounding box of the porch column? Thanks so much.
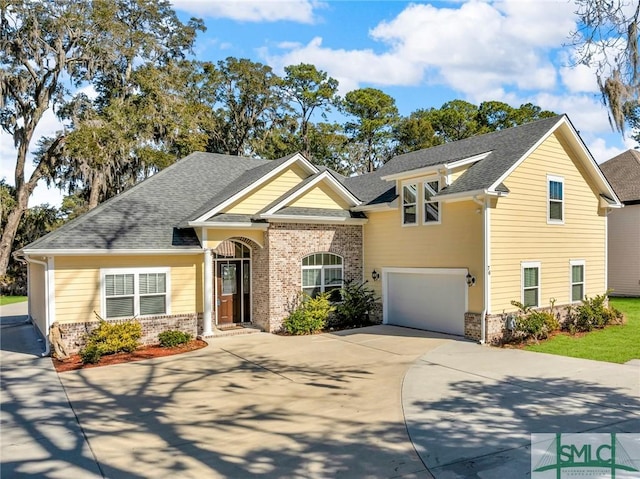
[203,248,213,336]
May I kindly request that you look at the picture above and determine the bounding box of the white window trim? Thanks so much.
[422,178,442,225]
[547,174,565,225]
[100,267,171,319]
[521,261,541,307]
[301,253,344,296]
[570,260,586,303]
[401,182,418,227]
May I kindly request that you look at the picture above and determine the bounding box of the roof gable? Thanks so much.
[189,152,318,223]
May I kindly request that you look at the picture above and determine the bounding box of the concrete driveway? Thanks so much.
[55,327,451,479]
[3,301,639,479]
[403,341,640,478]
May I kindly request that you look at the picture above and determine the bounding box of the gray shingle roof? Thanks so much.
[344,115,565,204]
[25,152,268,251]
[599,149,640,203]
[271,207,366,219]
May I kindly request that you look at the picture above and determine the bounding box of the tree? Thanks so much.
[428,100,484,142]
[571,0,639,131]
[0,0,203,276]
[281,63,339,159]
[393,109,443,155]
[0,180,60,294]
[477,101,556,131]
[207,57,285,156]
[342,88,399,173]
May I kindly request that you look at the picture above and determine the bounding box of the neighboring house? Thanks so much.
[19,114,621,352]
[600,149,640,297]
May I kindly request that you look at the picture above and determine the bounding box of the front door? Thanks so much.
[215,259,250,324]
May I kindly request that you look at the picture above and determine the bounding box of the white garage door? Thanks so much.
[383,268,467,335]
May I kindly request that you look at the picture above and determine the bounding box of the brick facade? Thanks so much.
[259,223,363,332]
[53,313,198,354]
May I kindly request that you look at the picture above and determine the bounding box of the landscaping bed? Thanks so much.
[52,339,208,372]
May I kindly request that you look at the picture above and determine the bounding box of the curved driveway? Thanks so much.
[3,306,638,479]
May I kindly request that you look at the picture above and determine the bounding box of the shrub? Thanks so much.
[284,292,334,335]
[79,316,142,364]
[332,280,378,329]
[158,330,192,347]
[508,301,559,342]
[564,292,623,333]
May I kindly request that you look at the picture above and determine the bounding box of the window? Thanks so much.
[424,180,440,223]
[302,253,343,299]
[522,262,540,307]
[570,261,585,302]
[402,184,417,225]
[548,175,564,223]
[103,268,169,318]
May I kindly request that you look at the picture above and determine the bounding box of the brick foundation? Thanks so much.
[465,303,577,344]
[53,313,198,354]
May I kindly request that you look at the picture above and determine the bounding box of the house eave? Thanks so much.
[261,215,368,225]
[20,248,204,256]
[351,202,396,212]
[188,221,269,229]
[434,189,508,202]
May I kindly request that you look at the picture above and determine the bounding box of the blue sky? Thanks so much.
[2,0,636,207]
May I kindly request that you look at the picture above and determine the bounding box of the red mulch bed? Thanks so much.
[52,339,208,373]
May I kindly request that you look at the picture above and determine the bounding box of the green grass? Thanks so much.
[525,298,640,363]
[0,295,28,306]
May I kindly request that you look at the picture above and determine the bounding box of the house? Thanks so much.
[600,149,640,297]
[19,114,622,352]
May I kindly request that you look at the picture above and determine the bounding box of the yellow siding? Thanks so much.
[289,182,349,210]
[490,132,607,312]
[364,201,485,312]
[203,228,265,249]
[53,255,202,323]
[29,261,47,336]
[226,164,308,214]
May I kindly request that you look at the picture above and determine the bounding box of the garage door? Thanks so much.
[383,268,467,335]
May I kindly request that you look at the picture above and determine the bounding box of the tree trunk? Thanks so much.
[87,172,104,210]
[0,184,31,277]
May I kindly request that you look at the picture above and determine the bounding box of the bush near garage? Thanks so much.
[564,292,624,333]
[331,280,378,329]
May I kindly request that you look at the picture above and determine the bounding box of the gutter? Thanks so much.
[18,253,51,357]
[472,195,488,344]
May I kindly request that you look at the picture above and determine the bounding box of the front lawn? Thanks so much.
[0,295,28,306]
[525,298,640,363]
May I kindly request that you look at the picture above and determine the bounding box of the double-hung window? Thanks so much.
[302,253,343,300]
[424,180,440,223]
[103,268,170,318]
[570,260,585,302]
[521,262,540,307]
[548,175,564,223]
[402,184,417,225]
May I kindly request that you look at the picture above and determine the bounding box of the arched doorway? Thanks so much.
[213,240,251,325]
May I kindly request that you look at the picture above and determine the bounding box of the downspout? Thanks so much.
[472,196,488,344]
[23,255,51,357]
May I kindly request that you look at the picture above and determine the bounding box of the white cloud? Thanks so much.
[560,63,600,93]
[171,0,321,24]
[267,0,579,98]
[587,137,627,164]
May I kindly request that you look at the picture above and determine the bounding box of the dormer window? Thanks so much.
[402,184,417,225]
[424,180,440,223]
